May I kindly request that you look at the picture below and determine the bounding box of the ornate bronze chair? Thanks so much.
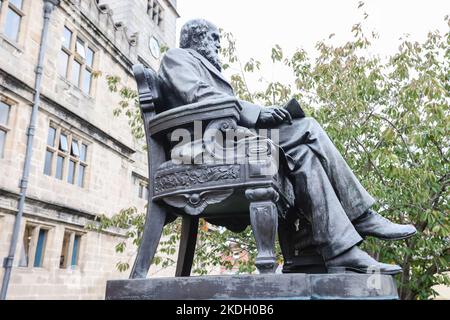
[129,64,298,279]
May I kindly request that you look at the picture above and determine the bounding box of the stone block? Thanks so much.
[106,274,399,300]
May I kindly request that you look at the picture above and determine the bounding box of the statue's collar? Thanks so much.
[185,48,231,87]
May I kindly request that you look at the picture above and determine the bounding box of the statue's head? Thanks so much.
[180,19,221,71]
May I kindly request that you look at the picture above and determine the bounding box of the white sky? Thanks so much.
[175,0,449,90]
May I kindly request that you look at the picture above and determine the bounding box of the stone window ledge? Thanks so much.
[0,123,10,132]
[0,32,24,53]
[57,75,95,102]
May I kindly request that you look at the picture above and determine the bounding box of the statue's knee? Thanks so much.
[289,117,324,136]
[304,117,317,124]
[297,117,325,137]
[303,117,320,130]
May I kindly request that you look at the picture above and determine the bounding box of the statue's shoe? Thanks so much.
[353,209,417,241]
[325,246,402,275]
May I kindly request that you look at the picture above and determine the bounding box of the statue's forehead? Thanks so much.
[206,22,219,33]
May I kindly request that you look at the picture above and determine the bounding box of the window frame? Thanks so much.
[139,182,149,200]
[33,228,48,267]
[18,223,51,269]
[0,0,26,44]
[147,0,164,29]
[0,99,12,159]
[133,174,149,200]
[58,24,97,96]
[59,229,84,270]
[44,123,89,188]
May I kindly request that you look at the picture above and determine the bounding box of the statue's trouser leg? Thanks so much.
[290,144,363,260]
[277,117,375,221]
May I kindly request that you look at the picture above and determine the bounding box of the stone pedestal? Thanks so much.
[105,274,399,300]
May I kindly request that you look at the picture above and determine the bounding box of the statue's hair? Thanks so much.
[179,19,216,49]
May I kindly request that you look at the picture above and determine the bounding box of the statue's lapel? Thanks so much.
[186,49,232,89]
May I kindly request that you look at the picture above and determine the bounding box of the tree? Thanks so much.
[95,5,449,299]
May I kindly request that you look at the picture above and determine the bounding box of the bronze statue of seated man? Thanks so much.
[157,18,416,275]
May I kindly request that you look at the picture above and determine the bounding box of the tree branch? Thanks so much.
[418,173,449,232]
[372,113,418,165]
[429,136,449,163]
[407,247,450,300]
[352,136,388,186]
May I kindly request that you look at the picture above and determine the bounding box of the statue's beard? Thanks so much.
[194,43,222,72]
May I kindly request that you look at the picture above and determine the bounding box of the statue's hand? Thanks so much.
[256,107,292,128]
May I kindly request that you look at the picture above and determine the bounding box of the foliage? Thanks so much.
[99,4,449,299]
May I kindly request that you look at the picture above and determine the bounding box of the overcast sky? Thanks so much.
[175,0,449,89]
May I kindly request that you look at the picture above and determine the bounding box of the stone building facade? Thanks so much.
[0,0,178,299]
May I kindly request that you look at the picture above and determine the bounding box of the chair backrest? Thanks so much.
[133,64,163,117]
[133,62,245,164]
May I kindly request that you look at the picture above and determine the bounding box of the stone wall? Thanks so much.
[0,0,178,299]
[100,0,178,70]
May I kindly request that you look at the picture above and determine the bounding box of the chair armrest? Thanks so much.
[148,97,242,136]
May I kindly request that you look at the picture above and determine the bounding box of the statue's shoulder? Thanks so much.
[160,48,200,73]
[163,47,194,61]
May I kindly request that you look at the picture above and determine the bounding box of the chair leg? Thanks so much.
[278,208,299,270]
[129,202,166,279]
[245,187,279,274]
[278,218,293,267]
[175,216,199,277]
